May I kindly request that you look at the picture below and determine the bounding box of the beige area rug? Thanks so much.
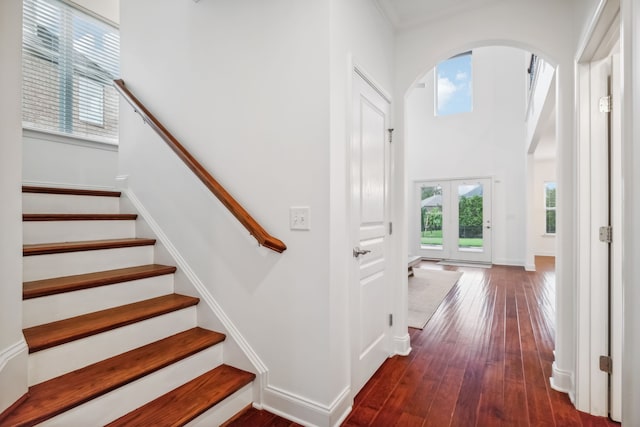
[408,268,463,329]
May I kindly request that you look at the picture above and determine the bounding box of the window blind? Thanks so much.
[22,0,120,143]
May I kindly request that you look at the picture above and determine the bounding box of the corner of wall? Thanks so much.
[0,339,28,415]
[550,361,574,396]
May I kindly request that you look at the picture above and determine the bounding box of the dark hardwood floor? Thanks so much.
[228,258,620,426]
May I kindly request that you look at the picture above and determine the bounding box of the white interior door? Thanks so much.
[416,177,492,263]
[350,70,391,395]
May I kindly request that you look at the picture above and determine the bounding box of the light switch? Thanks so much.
[290,207,310,230]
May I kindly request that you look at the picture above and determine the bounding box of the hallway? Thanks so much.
[228,258,620,426]
[342,258,619,426]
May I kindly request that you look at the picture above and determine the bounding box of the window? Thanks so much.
[22,0,120,142]
[435,51,472,116]
[545,182,556,234]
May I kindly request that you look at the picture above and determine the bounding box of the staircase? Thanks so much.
[2,186,255,426]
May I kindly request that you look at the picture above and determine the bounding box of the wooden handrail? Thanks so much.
[113,79,287,253]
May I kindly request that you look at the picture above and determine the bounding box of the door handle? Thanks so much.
[353,247,371,258]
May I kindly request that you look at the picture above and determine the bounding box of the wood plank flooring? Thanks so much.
[228,258,620,426]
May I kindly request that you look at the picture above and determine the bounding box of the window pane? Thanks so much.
[421,185,443,248]
[23,0,120,142]
[546,209,556,234]
[545,182,556,208]
[457,184,483,250]
[436,52,472,116]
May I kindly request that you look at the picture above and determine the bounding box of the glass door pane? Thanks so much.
[457,183,484,251]
[420,184,443,249]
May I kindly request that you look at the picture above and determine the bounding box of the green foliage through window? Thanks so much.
[545,182,556,234]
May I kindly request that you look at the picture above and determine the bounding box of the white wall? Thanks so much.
[68,0,119,24]
[406,46,527,266]
[23,130,118,189]
[118,1,363,425]
[533,158,556,256]
[394,0,596,410]
[0,0,28,415]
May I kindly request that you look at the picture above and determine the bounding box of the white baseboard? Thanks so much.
[534,251,556,257]
[393,333,412,356]
[0,339,28,414]
[550,362,574,395]
[262,385,351,427]
[525,264,537,272]
[492,258,526,267]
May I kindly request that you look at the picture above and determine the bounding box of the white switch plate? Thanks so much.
[290,207,310,230]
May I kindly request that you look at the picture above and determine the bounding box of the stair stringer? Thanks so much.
[116,182,268,407]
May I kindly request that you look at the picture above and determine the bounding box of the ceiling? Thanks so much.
[375,0,503,29]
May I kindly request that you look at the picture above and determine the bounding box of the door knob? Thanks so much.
[353,247,371,258]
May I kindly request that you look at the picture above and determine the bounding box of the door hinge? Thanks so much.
[599,355,612,374]
[599,95,612,113]
[599,225,612,243]
[389,222,393,235]
[387,128,394,143]
[389,313,393,327]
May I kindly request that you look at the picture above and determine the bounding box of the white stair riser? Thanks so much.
[23,220,136,244]
[23,246,154,281]
[39,344,224,427]
[23,275,175,328]
[187,384,253,427]
[28,306,197,385]
[23,193,120,214]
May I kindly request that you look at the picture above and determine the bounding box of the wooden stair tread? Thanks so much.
[22,186,121,197]
[106,365,255,427]
[23,264,177,299]
[23,238,156,256]
[23,213,137,221]
[1,328,225,427]
[23,294,199,353]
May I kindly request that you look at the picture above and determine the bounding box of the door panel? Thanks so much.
[351,71,391,395]
[450,178,492,263]
[418,181,446,258]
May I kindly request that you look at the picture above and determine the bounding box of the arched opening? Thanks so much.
[404,45,556,269]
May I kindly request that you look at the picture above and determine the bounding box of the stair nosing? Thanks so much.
[22,186,121,197]
[23,264,177,300]
[105,365,255,427]
[23,214,138,221]
[23,238,156,256]
[2,328,225,427]
[23,294,200,353]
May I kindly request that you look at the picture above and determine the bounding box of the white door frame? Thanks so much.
[575,0,621,418]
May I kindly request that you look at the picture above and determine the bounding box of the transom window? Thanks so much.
[435,51,473,116]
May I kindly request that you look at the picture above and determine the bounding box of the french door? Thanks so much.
[416,178,492,263]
